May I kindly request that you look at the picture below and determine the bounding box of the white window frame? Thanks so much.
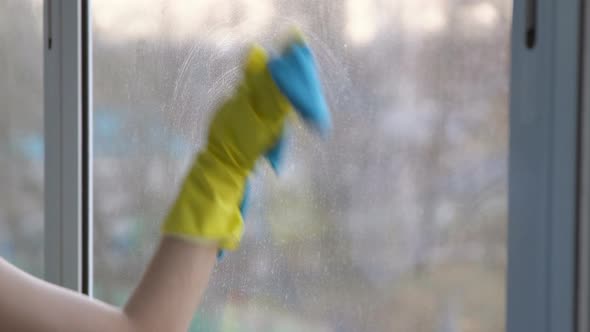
[43,0,92,294]
[508,1,582,331]
[577,0,590,330]
[41,0,586,329]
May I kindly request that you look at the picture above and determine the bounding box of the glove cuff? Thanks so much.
[161,150,248,250]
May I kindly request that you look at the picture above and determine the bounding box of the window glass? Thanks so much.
[93,1,510,330]
[0,0,44,277]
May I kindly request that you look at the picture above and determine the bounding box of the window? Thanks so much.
[0,0,44,277]
[93,1,510,330]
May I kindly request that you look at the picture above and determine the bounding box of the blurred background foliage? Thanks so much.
[0,1,510,331]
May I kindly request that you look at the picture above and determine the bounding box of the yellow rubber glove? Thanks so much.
[162,46,292,250]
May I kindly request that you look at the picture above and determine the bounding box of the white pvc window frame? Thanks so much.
[578,0,590,330]
[43,0,92,295]
[508,1,582,331]
[40,0,586,329]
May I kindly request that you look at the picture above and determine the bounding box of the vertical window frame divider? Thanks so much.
[578,0,590,330]
[44,0,93,295]
[508,1,583,331]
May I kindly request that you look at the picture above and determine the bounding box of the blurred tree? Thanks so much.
[0,0,44,276]
[87,0,512,331]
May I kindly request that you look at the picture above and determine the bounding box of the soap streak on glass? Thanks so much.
[93,0,511,331]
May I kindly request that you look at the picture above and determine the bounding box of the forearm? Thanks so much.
[0,256,131,332]
[0,237,216,332]
[124,237,217,332]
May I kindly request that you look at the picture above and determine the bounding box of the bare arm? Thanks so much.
[124,237,217,331]
[0,237,216,332]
